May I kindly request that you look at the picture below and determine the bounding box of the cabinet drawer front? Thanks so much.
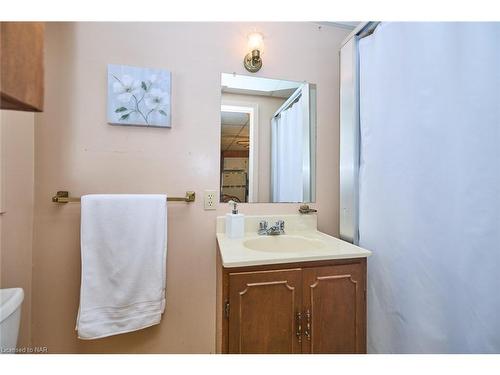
[228,269,302,354]
[303,263,366,353]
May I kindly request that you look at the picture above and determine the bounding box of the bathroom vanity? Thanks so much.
[216,215,371,354]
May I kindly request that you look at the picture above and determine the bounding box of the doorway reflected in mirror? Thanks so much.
[221,108,250,203]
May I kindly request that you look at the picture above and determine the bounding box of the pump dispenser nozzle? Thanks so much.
[228,200,238,214]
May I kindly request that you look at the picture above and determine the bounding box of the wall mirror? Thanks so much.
[220,73,316,203]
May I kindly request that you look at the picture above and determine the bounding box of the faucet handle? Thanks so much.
[258,220,268,235]
[276,220,285,233]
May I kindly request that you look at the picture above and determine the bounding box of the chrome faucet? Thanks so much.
[258,220,285,236]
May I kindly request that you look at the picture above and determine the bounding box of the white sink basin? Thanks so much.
[243,235,325,253]
[216,214,372,267]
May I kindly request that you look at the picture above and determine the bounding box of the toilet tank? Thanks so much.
[0,288,24,354]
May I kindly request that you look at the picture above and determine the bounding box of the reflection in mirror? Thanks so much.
[220,73,316,203]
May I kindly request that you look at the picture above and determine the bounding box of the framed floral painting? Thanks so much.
[107,64,171,127]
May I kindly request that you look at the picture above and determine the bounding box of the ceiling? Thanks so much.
[315,21,361,30]
[221,73,301,98]
[221,111,250,152]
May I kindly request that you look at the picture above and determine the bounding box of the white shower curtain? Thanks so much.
[272,95,304,202]
[359,22,500,353]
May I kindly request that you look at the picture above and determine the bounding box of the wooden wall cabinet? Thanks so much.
[216,256,367,354]
[0,22,44,112]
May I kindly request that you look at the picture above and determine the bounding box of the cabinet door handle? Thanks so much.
[296,312,302,343]
[305,309,311,341]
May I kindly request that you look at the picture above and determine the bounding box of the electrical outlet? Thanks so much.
[204,190,217,210]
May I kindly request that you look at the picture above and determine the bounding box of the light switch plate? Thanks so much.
[204,190,217,210]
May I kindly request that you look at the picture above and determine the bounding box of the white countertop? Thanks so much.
[216,214,371,268]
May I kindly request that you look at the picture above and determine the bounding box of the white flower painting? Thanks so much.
[107,64,171,127]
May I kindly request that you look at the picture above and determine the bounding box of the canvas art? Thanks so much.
[107,64,171,127]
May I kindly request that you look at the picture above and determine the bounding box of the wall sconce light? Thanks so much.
[243,32,264,73]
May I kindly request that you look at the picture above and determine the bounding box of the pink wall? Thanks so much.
[32,22,349,353]
[0,110,34,348]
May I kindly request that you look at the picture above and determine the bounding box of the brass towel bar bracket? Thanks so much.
[52,191,196,204]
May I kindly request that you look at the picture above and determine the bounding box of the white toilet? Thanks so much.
[0,288,24,354]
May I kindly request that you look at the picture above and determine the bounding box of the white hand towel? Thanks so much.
[76,194,167,340]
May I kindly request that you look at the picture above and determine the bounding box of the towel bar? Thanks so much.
[52,191,196,203]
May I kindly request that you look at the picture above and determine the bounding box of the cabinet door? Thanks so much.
[228,268,303,353]
[302,263,366,353]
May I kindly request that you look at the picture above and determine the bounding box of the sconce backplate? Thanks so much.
[243,53,262,73]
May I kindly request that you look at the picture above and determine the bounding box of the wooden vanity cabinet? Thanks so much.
[216,256,367,354]
[0,22,44,111]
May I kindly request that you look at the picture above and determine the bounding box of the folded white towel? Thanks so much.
[76,194,167,340]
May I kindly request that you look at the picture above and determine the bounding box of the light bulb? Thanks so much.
[247,32,264,53]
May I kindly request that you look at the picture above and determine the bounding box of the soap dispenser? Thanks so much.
[225,200,245,239]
